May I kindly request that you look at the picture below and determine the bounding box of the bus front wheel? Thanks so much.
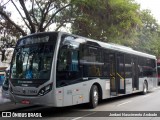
[89,85,99,108]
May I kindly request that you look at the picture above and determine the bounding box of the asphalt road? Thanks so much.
[1,87,160,120]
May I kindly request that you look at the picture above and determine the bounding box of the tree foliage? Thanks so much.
[71,0,160,57]
[135,10,160,56]
[0,0,20,61]
[71,0,142,43]
[0,0,73,61]
[0,0,73,36]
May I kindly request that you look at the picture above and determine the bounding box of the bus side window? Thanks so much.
[125,55,132,78]
[138,57,156,77]
[80,45,103,77]
[56,35,81,85]
[57,47,68,71]
[67,50,79,72]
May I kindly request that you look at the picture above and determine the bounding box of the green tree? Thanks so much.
[0,1,20,61]
[135,10,159,56]
[0,0,74,61]
[71,0,142,43]
[0,0,73,36]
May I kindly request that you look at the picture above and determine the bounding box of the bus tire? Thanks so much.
[89,85,99,108]
[142,81,148,95]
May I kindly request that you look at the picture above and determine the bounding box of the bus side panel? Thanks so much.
[153,77,158,87]
[147,78,154,90]
[63,82,89,106]
[102,79,110,99]
[55,87,63,107]
[147,77,157,90]
[125,78,132,94]
[62,79,110,107]
[139,78,145,91]
[138,77,156,91]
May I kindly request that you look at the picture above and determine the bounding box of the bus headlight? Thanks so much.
[38,83,53,96]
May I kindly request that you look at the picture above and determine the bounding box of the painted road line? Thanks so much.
[117,100,132,107]
[142,94,151,98]
[71,112,97,120]
[153,87,160,90]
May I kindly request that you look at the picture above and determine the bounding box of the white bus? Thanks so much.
[8,32,157,108]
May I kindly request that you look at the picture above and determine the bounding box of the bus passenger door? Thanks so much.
[116,54,125,94]
[108,53,117,96]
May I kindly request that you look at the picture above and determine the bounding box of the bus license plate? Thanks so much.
[21,100,30,104]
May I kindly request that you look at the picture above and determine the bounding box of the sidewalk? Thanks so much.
[0,86,11,104]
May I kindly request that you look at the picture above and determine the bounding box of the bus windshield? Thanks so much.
[11,33,57,80]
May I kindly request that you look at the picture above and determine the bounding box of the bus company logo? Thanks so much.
[2,112,42,118]
[2,112,11,117]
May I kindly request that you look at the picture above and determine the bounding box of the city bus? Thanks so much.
[8,32,157,108]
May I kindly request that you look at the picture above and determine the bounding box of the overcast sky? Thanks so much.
[135,0,160,23]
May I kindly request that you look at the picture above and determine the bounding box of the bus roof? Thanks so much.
[97,41,156,59]
[19,31,156,59]
[60,32,156,59]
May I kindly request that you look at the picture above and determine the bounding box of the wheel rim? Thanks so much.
[93,89,98,104]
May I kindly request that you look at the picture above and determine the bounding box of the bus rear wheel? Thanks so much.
[89,85,99,108]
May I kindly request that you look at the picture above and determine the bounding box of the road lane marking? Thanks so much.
[142,94,151,98]
[117,100,132,107]
[71,112,97,120]
[153,87,160,90]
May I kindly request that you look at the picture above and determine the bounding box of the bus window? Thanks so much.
[79,45,104,77]
[57,46,78,72]
[56,35,82,87]
[103,51,110,78]
[125,55,132,78]
[138,57,156,77]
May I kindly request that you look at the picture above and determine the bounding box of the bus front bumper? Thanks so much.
[9,92,57,106]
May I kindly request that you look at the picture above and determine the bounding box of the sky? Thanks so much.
[135,0,160,23]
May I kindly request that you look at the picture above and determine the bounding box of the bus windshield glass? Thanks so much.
[11,33,57,80]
